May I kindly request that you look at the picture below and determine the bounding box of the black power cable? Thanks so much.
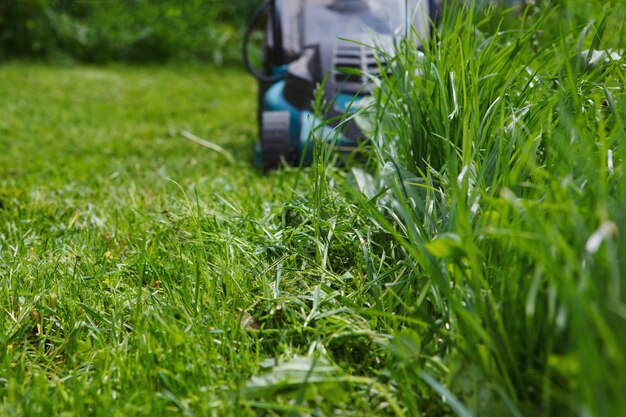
[270,0,284,65]
[243,0,286,83]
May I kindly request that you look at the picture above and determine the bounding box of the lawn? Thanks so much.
[1,2,625,417]
[0,63,409,417]
[0,63,312,416]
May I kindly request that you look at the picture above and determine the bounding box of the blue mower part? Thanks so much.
[257,80,361,168]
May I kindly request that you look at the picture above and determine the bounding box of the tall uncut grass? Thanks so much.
[310,0,625,415]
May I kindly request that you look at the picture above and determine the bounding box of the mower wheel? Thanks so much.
[261,111,292,169]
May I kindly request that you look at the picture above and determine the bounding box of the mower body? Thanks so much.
[253,0,438,168]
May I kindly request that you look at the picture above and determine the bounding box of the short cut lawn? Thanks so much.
[0,63,313,416]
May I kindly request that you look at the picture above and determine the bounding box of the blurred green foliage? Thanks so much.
[0,0,259,64]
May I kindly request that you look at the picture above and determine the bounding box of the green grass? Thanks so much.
[0,63,303,416]
[0,63,420,416]
[1,1,625,416]
[311,1,626,416]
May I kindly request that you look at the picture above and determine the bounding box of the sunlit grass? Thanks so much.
[309,1,625,415]
[1,1,625,415]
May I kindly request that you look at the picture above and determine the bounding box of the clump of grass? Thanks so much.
[307,0,625,415]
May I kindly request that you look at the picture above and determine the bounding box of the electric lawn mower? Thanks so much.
[243,0,440,169]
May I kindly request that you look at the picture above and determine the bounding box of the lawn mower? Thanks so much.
[243,0,440,169]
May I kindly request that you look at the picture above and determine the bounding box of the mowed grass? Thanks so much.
[0,63,414,417]
[0,63,315,416]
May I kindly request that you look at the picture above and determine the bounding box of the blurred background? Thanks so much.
[0,0,536,66]
[0,0,259,65]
